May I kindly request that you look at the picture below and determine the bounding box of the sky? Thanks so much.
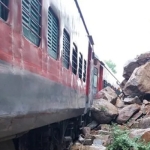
[78,0,150,81]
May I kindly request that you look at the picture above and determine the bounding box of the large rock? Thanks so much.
[91,99,118,124]
[116,104,140,124]
[123,96,141,104]
[130,128,150,143]
[138,117,150,129]
[123,51,150,80]
[95,86,118,104]
[123,59,139,79]
[123,62,150,96]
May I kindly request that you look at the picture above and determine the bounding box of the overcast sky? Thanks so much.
[79,0,150,81]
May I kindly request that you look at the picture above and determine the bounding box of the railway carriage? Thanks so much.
[0,0,120,149]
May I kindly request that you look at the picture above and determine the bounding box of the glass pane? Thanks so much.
[93,74,98,88]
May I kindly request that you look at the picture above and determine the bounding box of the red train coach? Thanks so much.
[0,0,121,149]
[0,0,96,144]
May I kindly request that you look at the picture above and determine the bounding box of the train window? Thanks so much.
[62,29,70,69]
[79,53,83,79]
[83,60,86,82]
[48,8,59,59]
[0,0,9,21]
[93,67,98,88]
[72,43,78,75]
[22,0,41,46]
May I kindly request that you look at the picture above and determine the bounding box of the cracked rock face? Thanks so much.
[123,62,150,96]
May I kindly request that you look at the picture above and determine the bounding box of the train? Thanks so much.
[0,0,120,149]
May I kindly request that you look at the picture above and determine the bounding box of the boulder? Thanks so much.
[116,104,140,124]
[91,99,118,124]
[123,59,139,79]
[123,96,141,105]
[129,128,150,143]
[123,51,150,80]
[115,97,124,108]
[123,62,150,96]
[95,86,117,104]
[127,111,143,127]
[139,117,150,129]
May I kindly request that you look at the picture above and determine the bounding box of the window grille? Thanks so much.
[79,53,83,79]
[22,0,41,46]
[48,8,59,59]
[0,0,9,21]
[93,67,98,88]
[72,44,78,75]
[83,60,86,82]
[62,30,70,69]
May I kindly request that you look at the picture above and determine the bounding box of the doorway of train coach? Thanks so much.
[99,65,103,91]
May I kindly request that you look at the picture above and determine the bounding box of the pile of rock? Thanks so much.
[71,126,111,150]
[71,51,150,149]
[91,86,143,125]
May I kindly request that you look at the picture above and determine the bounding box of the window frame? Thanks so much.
[72,43,78,75]
[47,7,59,59]
[62,29,70,69]
[22,0,42,46]
[79,52,83,79]
[0,0,9,21]
[83,59,86,82]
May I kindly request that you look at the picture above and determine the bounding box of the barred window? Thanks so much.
[22,0,41,46]
[72,43,78,75]
[48,8,59,59]
[0,0,9,21]
[79,53,83,79]
[93,67,98,88]
[83,60,86,82]
[62,29,70,69]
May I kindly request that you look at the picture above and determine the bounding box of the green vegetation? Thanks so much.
[107,125,150,150]
[105,60,117,74]
[100,106,107,112]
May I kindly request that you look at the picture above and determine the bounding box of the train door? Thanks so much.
[99,65,103,91]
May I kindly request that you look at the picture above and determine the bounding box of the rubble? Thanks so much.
[72,51,150,150]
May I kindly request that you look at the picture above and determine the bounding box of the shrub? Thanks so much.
[107,125,150,150]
